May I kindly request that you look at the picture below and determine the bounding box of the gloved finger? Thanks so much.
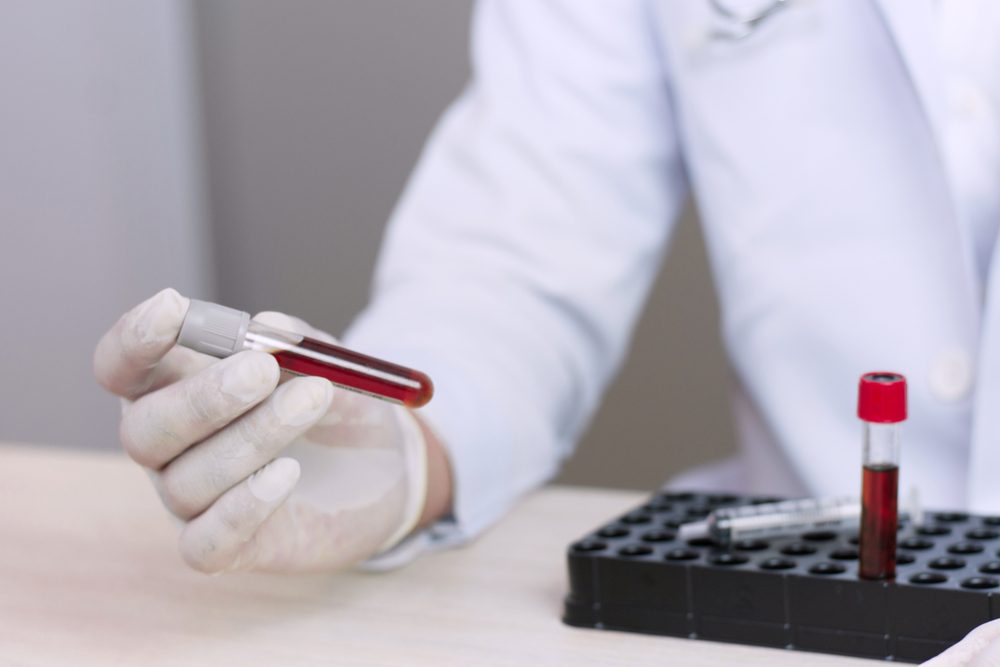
[178,457,300,574]
[119,350,280,470]
[143,346,217,394]
[253,310,339,345]
[154,376,333,520]
[923,618,1000,665]
[251,310,374,439]
[94,288,191,400]
[304,386,394,446]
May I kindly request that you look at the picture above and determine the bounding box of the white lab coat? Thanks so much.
[345,0,999,550]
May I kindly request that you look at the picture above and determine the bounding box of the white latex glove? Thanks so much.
[923,619,1000,666]
[94,288,429,573]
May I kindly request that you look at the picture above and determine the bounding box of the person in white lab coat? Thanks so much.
[94,1,1000,661]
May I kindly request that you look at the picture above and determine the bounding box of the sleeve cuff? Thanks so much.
[357,514,465,571]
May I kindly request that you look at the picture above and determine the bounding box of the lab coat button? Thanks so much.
[929,349,974,402]
[954,83,993,119]
[959,91,980,116]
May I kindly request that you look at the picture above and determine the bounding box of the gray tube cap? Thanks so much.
[177,299,250,358]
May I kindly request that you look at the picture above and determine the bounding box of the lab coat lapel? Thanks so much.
[870,0,947,139]
[872,0,979,301]
[969,221,1000,511]
[875,0,990,508]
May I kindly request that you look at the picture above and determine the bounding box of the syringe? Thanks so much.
[678,496,861,545]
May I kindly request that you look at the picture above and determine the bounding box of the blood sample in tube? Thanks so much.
[857,372,906,580]
[177,299,433,408]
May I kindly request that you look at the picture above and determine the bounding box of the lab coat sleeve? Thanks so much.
[344,0,688,551]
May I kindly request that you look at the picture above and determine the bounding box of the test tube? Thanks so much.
[857,371,907,580]
[177,299,434,408]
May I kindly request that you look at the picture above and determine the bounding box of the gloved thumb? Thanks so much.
[252,310,339,345]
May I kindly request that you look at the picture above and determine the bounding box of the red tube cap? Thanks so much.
[858,372,907,423]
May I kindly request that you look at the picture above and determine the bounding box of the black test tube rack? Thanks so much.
[563,491,1000,662]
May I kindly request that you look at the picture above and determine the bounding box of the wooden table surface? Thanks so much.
[0,444,881,666]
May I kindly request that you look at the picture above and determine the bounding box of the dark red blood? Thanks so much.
[859,463,898,580]
[272,337,433,408]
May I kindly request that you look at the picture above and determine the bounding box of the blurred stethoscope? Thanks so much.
[709,0,791,40]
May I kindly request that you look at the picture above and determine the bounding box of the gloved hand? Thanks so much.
[923,618,1000,666]
[93,288,438,573]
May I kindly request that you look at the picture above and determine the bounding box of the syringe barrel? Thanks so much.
[709,497,860,543]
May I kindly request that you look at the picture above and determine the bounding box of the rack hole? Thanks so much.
[899,537,934,550]
[916,525,951,537]
[909,572,948,585]
[734,539,769,552]
[760,557,796,570]
[665,548,700,561]
[935,512,970,523]
[622,512,652,525]
[928,557,966,570]
[597,526,629,539]
[618,544,653,557]
[686,536,715,548]
[980,561,1000,575]
[685,506,712,519]
[948,542,984,555]
[641,530,676,543]
[896,552,916,565]
[809,562,846,575]
[961,576,999,590]
[802,531,838,542]
[781,543,817,556]
[572,540,607,553]
[710,554,748,566]
[966,529,999,541]
[644,500,674,513]
[830,547,859,561]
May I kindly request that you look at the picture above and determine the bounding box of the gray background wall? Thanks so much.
[1,1,735,491]
[0,0,213,451]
